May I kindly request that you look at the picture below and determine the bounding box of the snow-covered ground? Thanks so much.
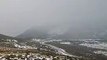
[79,39,107,56]
[80,43,107,50]
[41,39,77,57]
[14,42,37,49]
[46,44,76,57]
[94,51,107,56]
[60,42,71,45]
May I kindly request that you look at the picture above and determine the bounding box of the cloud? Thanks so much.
[0,0,106,36]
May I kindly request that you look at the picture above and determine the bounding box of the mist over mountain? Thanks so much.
[17,20,107,40]
[0,0,107,40]
[0,34,24,42]
[0,34,19,40]
[0,34,14,40]
[0,0,107,37]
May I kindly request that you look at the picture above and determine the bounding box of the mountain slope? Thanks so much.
[0,34,15,40]
[17,22,107,40]
[17,27,49,39]
[0,34,24,42]
[16,28,107,40]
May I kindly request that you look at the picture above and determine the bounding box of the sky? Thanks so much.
[0,0,107,36]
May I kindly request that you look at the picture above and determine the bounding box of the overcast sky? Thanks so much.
[0,0,107,36]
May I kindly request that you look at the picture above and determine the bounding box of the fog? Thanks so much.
[0,0,107,37]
